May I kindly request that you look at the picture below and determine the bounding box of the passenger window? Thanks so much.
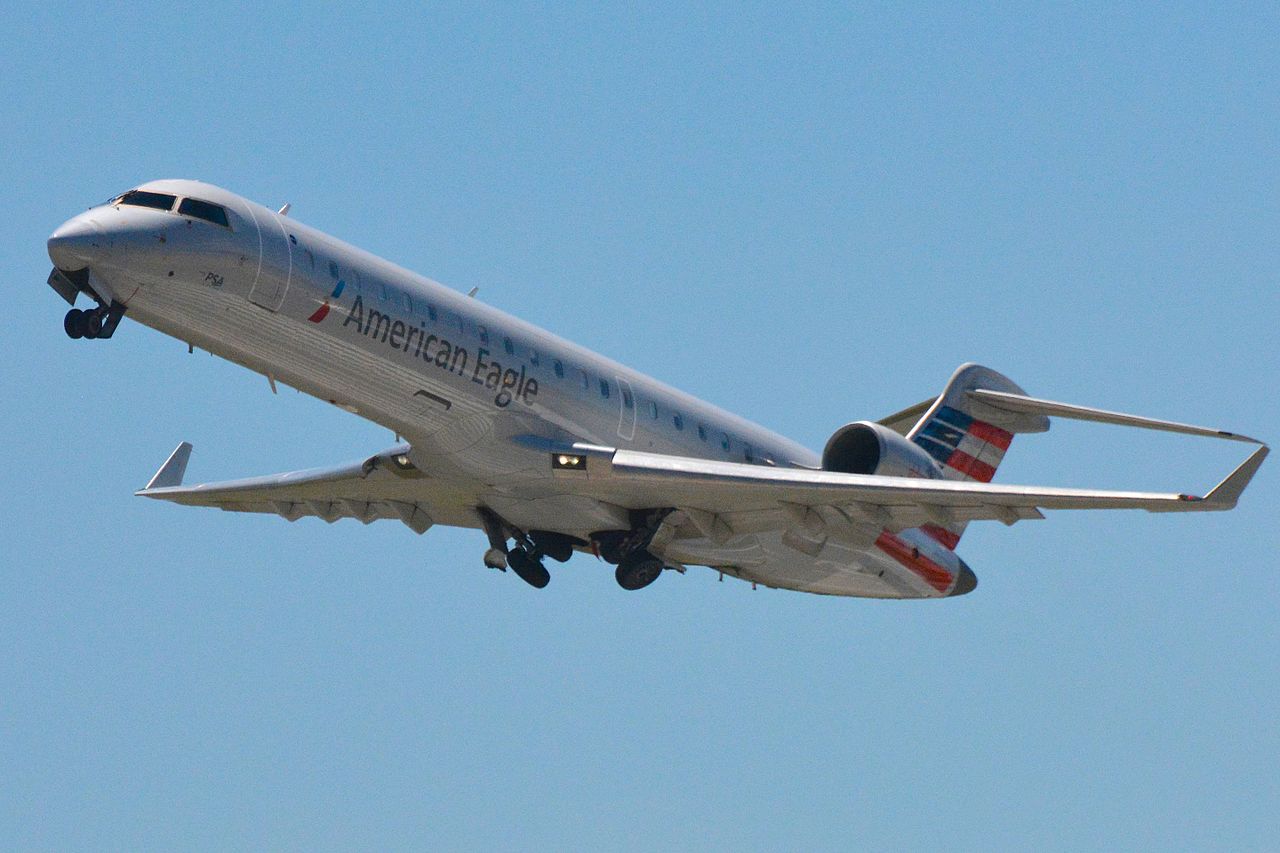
[649,401,658,419]
[600,379,610,398]
[622,388,634,408]
[504,337,515,355]
[530,349,540,366]
[405,294,414,313]
[578,369,589,390]
[328,261,340,279]
[427,304,438,321]
[673,414,684,431]
[721,433,731,451]
[697,424,707,441]
[554,360,564,378]
[304,249,315,269]
[744,444,755,462]
[116,190,176,211]
[477,325,489,344]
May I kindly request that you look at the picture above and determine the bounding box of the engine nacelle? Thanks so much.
[822,421,943,480]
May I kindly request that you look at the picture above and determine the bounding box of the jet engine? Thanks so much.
[822,421,943,479]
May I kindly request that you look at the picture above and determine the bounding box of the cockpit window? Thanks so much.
[178,197,230,227]
[114,190,176,211]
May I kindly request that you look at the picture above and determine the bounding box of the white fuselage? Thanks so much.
[54,181,816,493]
[48,179,971,599]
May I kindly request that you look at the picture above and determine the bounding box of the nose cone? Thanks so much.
[48,217,106,270]
[951,563,978,596]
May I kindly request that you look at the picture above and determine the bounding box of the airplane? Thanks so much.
[45,179,1268,599]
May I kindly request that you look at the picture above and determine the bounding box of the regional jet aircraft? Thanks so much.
[45,180,1268,598]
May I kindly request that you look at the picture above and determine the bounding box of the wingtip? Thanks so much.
[1202,444,1269,509]
[142,441,193,491]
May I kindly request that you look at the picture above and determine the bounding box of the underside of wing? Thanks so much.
[136,442,460,533]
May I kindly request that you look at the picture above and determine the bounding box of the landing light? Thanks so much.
[393,454,413,469]
[553,453,586,471]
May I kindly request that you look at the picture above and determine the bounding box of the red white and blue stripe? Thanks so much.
[913,405,1013,483]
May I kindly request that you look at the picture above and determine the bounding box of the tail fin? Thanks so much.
[902,365,1049,551]
[908,364,1050,484]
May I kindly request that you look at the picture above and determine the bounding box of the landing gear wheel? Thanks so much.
[64,309,85,339]
[507,548,550,589]
[527,532,573,563]
[83,310,103,339]
[545,543,573,563]
[615,551,664,591]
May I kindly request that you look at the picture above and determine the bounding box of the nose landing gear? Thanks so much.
[64,301,125,341]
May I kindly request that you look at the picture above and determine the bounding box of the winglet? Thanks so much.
[143,442,193,490]
[1200,445,1269,509]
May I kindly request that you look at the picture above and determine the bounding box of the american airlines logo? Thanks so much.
[306,279,346,323]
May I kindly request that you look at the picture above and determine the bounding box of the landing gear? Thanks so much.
[529,530,576,563]
[63,308,85,339]
[615,550,664,591]
[476,507,581,589]
[64,301,126,341]
[593,508,676,591]
[475,505,672,592]
[507,548,551,589]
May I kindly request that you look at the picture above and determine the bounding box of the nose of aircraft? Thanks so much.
[48,217,106,270]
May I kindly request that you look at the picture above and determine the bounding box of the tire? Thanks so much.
[530,532,574,563]
[615,551,664,591]
[507,549,550,589]
[64,309,85,339]
[544,541,574,563]
[83,311,103,339]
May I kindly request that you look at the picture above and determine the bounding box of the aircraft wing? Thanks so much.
[554,441,1268,533]
[136,441,447,532]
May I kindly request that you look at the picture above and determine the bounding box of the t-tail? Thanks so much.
[905,364,1050,549]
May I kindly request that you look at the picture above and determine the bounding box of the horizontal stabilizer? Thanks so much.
[968,389,1262,444]
[877,397,937,436]
[145,442,193,489]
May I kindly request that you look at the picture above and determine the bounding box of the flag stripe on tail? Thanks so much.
[915,405,1010,483]
[945,449,996,482]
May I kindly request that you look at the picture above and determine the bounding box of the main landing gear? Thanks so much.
[64,301,126,341]
[476,506,673,592]
[592,508,675,592]
[615,550,665,591]
[477,507,580,590]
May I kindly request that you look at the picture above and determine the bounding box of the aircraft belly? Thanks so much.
[128,283,482,436]
[660,529,941,599]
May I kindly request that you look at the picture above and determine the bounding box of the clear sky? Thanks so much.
[2,3,1277,850]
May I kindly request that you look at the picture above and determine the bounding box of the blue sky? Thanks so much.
[2,3,1277,849]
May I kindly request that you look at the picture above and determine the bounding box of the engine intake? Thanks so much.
[822,421,942,479]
